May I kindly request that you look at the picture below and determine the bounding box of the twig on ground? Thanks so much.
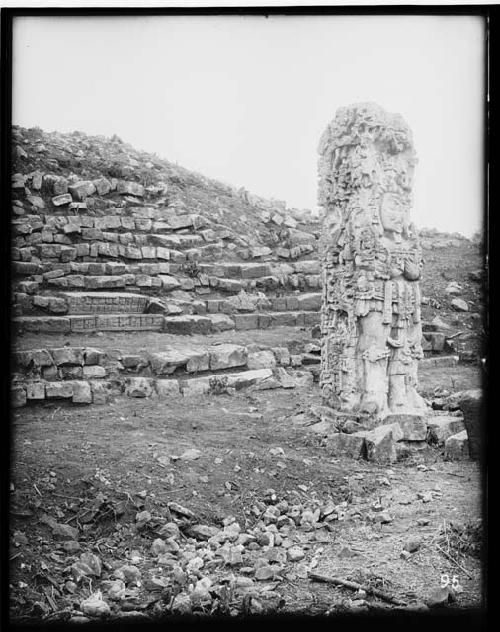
[308,571,407,606]
[436,544,474,579]
[33,484,42,496]
[50,407,61,420]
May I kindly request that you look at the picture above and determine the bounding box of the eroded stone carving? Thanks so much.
[318,103,427,423]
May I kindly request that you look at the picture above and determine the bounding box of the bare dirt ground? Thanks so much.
[9,361,485,623]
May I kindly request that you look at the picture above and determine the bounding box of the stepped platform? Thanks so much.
[11,335,319,408]
[13,309,320,335]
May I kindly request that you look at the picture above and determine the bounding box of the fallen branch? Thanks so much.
[308,571,407,606]
[436,544,474,579]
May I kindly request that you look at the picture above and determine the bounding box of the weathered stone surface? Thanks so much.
[247,350,276,370]
[51,347,84,366]
[125,377,154,398]
[234,313,259,330]
[72,381,92,404]
[181,377,211,397]
[117,180,144,197]
[15,316,71,334]
[25,381,46,400]
[457,389,483,460]
[149,348,209,375]
[60,291,149,315]
[82,366,107,379]
[327,432,366,458]
[11,385,27,407]
[155,380,181,398]
[13,348,53,368]
[444,430,469,461]
[45,382,74,399]
[385,414,428,441]
[362,423,404,463]
[318,103,425,424]
[90,381,108,404]
[52,193,72,206]
[209,344,247,371]
[427,416,466,445]
[163,315,212,335]
[207,314,235,332]
[226,368,273,389]
[69,180,96,201]
[451,298,469,312]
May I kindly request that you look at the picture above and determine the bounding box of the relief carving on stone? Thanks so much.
[318,103,427,423]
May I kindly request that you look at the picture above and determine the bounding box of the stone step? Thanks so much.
[11,365,315,408]
[12,341,320,383]
[13,310,321,335]
[55,291,151,314]
[13,211,212,234]
[204,292,321,314]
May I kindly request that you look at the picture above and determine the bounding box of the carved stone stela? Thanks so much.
[318,103,427,423]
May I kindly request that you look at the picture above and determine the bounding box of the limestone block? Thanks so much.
[117,180,144,197]
[13,348,53,368]
[226,368,273,389]
[59,366,83,380]
[148,348,205,375]
[89,380,109,404]
[209,344,247,371]
[293,260,320,275]
[247,350,276,370]
[84,276,125,290]
[181,377,211,397]
[11,385,27,407]
[84,348,106,365]
[39,243,62,258]
[427,416,465,445]
[93,177,112,196]
[163,315,212,336]
[27,196,45,209]
[362,423,404,463]
[296,292,322,311]
[72,381,92,404]
[69,180,96,201]
[458,390,483,460]
[75,243,90,257]
[157,247,170,260]
[451,298,468,312]
[60,246,77,262]
[155,379,181,398]
[179,278,195,291]
[51,347,84,366]
[327,432,366,459]
[13,261,43,276]
[52,194,72,207]
[63,223,81,235]
[444,430,470,460]
[270,312,297,327]
[159,275,181,291]
[82,366,107,379]
[207,314,235,332]
[384,414,428,441]
[271,347,291,366]
[25,381,46,400]
[286,228,316,246]
[15,316,71,334]
[45,382,74,399]
[125,377,154,398]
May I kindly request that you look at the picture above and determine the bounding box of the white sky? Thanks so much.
[12,14,485,237]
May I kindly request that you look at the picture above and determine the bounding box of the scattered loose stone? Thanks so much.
[80,591,111,617]
[403,537,421,553]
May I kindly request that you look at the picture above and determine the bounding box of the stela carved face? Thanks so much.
[380,193,406,235]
